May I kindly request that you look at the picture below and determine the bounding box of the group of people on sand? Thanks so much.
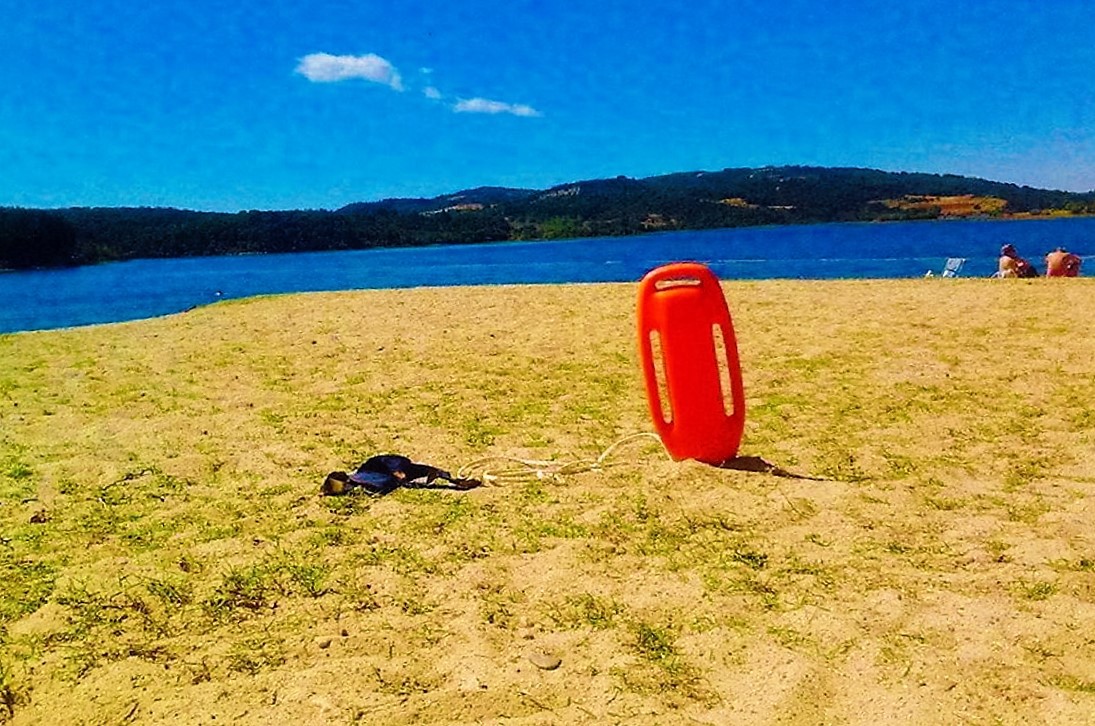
[996,244,1082,278]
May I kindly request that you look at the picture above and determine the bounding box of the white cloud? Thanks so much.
[296,53,403,90]
[454,97,541,117]
[294,54,543,117]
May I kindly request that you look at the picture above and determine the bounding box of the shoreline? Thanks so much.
[3,215,1095,335]
[4,269,1094,337]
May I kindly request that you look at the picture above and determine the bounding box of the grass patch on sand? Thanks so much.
[2,279,1095,723]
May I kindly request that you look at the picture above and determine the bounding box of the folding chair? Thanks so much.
[941,258,965,277]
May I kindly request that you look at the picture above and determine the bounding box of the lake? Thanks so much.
[2,216,1092,334]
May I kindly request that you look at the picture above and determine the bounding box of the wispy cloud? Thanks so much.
[454,97,542,117]
[296,52,541,118]
[295,53,403,91]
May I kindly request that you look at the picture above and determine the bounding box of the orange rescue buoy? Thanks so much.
[637,262,745,464]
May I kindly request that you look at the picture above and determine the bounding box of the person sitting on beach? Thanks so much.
[1045,247,1082,277]
[997,244,1037,278]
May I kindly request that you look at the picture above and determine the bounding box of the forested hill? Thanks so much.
[4,166,1095,269]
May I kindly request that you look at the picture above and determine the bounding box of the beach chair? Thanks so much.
[941,257,965,277]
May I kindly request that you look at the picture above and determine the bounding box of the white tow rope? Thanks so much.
[456,432,668,486]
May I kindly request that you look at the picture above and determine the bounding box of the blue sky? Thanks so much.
[2,0,1093,211]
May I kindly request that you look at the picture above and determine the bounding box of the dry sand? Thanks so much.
[1,278,1094,724]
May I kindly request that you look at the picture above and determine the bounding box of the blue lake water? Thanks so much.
[2,217,1093,334]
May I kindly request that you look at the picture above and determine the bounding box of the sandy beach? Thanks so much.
[1,278,1094,724]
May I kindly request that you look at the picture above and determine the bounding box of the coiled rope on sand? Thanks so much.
[456,432,668,485]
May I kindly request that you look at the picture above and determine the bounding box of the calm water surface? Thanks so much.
[2,217,1092,334]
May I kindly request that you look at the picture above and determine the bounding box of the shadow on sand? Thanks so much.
[716,455,829,481]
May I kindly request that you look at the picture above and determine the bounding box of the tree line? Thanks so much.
[4,166,1094,269]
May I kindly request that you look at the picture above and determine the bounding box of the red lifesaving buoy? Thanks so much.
[637,262,745,464]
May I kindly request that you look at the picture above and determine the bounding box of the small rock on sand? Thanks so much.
[528,650,562,670]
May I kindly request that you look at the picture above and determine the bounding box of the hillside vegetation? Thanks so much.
[2,279,1094,723]
[4,166,1095,269]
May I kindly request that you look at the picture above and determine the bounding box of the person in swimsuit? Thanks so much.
[997,244,1037,278]
[1045,247,1082,277]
